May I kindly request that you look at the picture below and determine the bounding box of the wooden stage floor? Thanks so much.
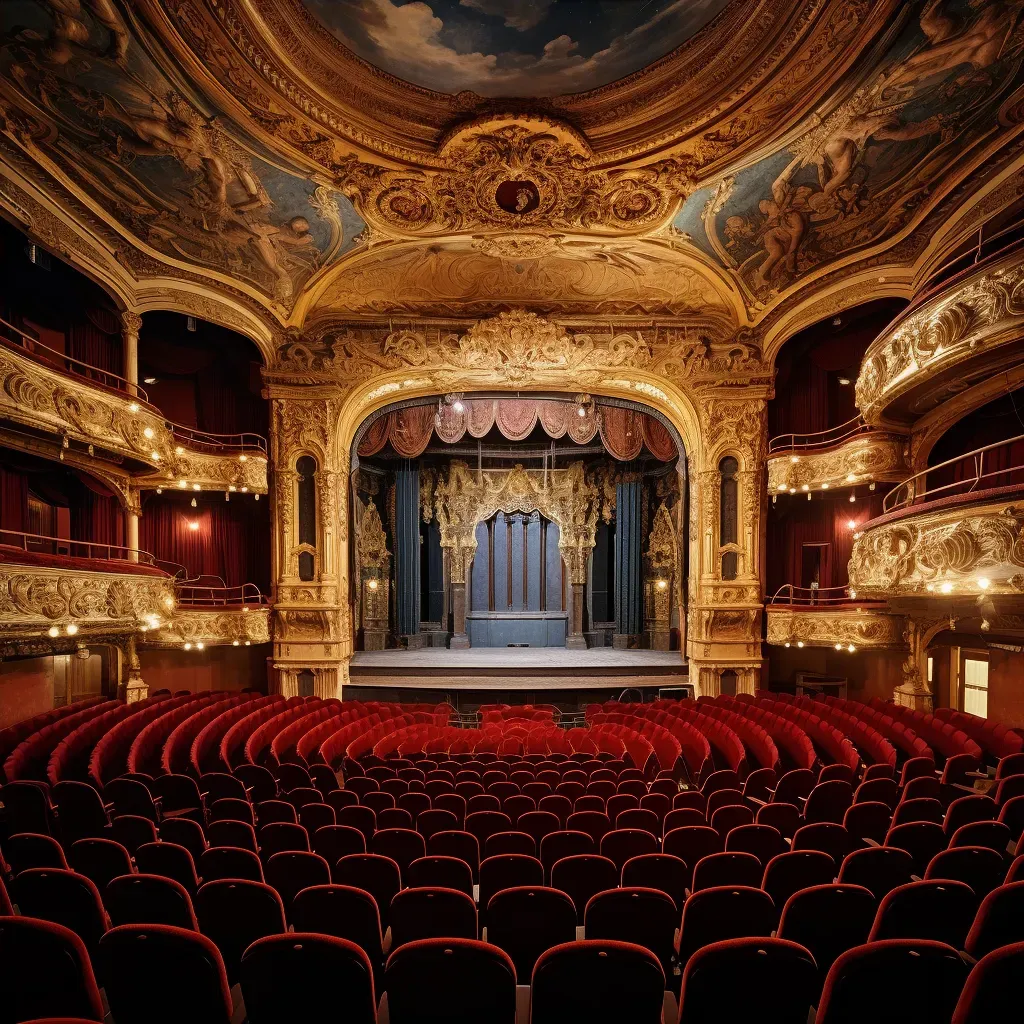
[349,647,688,691]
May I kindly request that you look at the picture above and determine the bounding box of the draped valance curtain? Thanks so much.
[358,399,677,462]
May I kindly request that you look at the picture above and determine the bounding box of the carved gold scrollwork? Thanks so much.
[766,607,908,649]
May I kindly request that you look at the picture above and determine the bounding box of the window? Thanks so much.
[719,456,738,580]
[296,455,318,581]
[963,657,989,718]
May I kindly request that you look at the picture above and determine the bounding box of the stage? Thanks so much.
[348,647,689,703]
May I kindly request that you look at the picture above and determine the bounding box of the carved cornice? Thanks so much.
[768,433,910,493]
[857,252,1024,426]
[766,606,908,649]
[0,565,175,642]
[849,501,1024,598]
[142,607,271,648]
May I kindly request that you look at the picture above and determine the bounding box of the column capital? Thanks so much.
[121,310,144,336]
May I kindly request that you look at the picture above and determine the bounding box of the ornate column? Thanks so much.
[894,619,938,712]
[394,461,423,649]
[121,311,142,396]
[118,635,148,703]
[126,486,140,564]
[687,392,770,695]
[358,499,390,651]
[614,473,643,649]
[645,501,676,651]
[268,391,347,698]
[564,547,588,650]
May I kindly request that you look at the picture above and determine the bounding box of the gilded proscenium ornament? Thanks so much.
[339,119,695,240]
[766,607,908,649]
[767,433,910,492]
[0,565,176,642]
[141,607,271,648]
[434,461,599,587]
[848,502,1024,598]
[135,446,269,494]
[856,254,1024,425]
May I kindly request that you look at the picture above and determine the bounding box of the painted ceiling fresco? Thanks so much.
[672,0,1024,301]
[301,0,734,96]
[0,1,365,308]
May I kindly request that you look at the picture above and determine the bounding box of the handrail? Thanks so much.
[911,216,1024,312]
[171,424,267,454]
[883,433,1024,513]
[176,582,267,608]
[0,313,148,401]
[768,416,872,454]
[0,312,268,454]
[0,528,156,565]
[769,584,884,606]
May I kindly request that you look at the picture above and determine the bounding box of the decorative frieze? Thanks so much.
[766,607,908,649]
[768,433,910,493]
[141,607,271,648]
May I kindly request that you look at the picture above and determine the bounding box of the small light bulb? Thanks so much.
[821,483,829,490]
[981,619,990,631]
[940,582,953,594]
[229,485,237,492]
[791,456,800,464]
[657,579,668,591]
[835,643,843,651]
[801,484,809,492]
[65,623,78,636]
[244,640,251,646]
[847,519,856,530]
[143,427,154,439]
[47,626,59,638]
[848,589,857,600]
[254,494,259,501]
[184,642,192,651]
[151,451,160,460]
[140,625,148,632]
[797,641,805,648]
[977,578,990,590]
[189,520,199,530]
[847,644,856,653]
[192,483,200,491]
[191,498,197,508]
[178,480,188,488]
[239,454,247,462]
[241,487,248,493]
[196,641,204,650]
[846,474,856,483]
[926,583,935,592]
[175,446,184,455]
[367,579,378,591]
[453,400,464,413]
[156,487,163,494]
[129,402,140,413]
[784,642,791,648]
[232,640,240,646]
[849,493,856,503]
[868,482,876,491]
[777,484,787,491]
[789,488,796,495]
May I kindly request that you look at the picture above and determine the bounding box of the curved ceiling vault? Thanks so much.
[0,0,1023,358]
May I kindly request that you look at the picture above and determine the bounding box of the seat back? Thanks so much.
[584,887,677,976]
[951,940,1024,1024]
[290,884,383,967]
[676,885,776,967]
[105,873,198,930]
[531,940,665,1024]
[14,868,107,957]
[98,924,232,1024]
[549,854,617,924]
[391,886,477,949]
[868,880,978,948]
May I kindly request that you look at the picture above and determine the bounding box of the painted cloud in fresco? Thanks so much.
[303,0,733,96]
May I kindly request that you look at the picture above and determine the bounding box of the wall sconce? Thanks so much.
[190,498,197,508]
[847,519,856,530]
[656,579,668,591]
[367,579,379,591]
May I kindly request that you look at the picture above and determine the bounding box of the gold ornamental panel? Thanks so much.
[849,501,1024,598]
[0,564,176,643]
[136,447,269,495]
[768,433,910,493]
[142,607,271,648]
[766,607,907,650]
[856,253,1024,426]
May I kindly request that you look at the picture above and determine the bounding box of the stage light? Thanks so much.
[65,623,78,636]
[47,626,59,638]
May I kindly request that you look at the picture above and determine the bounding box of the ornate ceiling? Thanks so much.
[0,0,1023,359]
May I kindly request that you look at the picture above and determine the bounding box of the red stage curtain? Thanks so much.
[466,400,496,438]
[0,466,28,534]
[69,475,124,548]
[599,407,644,461]
[357,414,392,457]
[390,406,436,458]
[567,405,598,444]
[642,415,676,461]
[495,399,539,440]
[538,401,569,438]
[435,403,467,444]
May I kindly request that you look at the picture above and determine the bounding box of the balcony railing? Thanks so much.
[769,584,885,607]
[176,580,267,608]
[768,416,873,455]
[909,215,1024,314]
[0,313,268,455]
[0,529,156,565]
[883,434,1024,513]
[0,313,148,401]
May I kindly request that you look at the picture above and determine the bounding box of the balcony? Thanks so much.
[768,417,910,494]
[848,435,1024,599]
[856,222,1024,428]
[0,315,268,493]
[0,530,176,647]
[140,582,271,649]
[765,585,905,651]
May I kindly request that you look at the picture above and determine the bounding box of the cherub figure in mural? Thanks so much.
[881,0,1024,98]
[36,0,130,66]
